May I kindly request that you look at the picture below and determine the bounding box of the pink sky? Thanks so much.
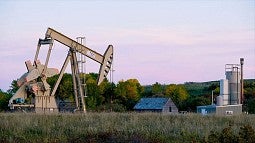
[0,0,254,91]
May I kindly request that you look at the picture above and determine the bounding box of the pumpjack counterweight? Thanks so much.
[9,28,113,113]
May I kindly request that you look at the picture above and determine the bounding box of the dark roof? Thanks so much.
[134,98,169,110]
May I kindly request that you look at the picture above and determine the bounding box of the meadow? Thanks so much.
[0,112,255,143]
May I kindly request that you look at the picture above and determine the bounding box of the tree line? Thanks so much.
[0,73,254,113]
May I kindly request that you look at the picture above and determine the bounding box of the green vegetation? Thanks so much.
[0,113,255,142]
[1,73,254,113]
[0,89,11,111]
[0,75,254,142]
[115,79,144,110]
[182,80,255,112]
[165,84,189,110]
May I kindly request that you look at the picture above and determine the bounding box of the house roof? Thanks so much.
[133,98,169,110]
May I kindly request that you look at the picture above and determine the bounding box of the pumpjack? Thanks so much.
[8,28,113,113]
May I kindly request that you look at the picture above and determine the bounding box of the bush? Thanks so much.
[207,124,255,143]
[239,125,255,143]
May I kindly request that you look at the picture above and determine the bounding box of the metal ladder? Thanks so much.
[76,37,86,113]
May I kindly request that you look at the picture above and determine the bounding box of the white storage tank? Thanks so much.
[220,79,229,105]
[225,65,241,105]
[217,96,223,106]
[220,79,229,95]
[221,94,229,105]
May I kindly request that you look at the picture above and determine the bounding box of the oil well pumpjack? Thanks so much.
[8,28,113,113]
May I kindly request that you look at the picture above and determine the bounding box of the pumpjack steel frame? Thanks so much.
[9,28,113,113]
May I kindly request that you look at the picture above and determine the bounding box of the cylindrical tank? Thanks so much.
[222,94,229,105]
[226,70,241,105]
[220,79,229,105]
[220,79,229,95]
[217,96,223,106]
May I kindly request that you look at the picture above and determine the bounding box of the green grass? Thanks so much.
[0,112,255,142]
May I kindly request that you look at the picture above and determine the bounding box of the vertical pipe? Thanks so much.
[240,58,244,104]
[236,67,239,104]
[211,90,214,105]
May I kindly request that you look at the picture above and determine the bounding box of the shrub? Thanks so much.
[239,125,255,143]
[207,124,255,143]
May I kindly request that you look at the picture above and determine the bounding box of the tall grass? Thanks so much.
[0,112,254,142]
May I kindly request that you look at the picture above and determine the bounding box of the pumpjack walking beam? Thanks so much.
[45,28,113,85]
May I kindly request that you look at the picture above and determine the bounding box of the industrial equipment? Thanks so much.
[197,58,244,116]
[218,63,243,105]
[8,28,113,113]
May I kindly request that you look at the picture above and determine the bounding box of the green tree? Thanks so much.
[7,79,19,95]
[0,89,11,111]
[47,72,113,111]
[99,81,115,104]
[247,99,255,114]
[114,80,126,103]
[84,73,109,110]
[151,82,163,96]
[47,73,74,101]
[86,80,103,110]
[142,85,153,97]
[244,87,255,100]
[115,79,143,110]
[126,79,144,99]
[184,95,211,111]
[165,84,189,109]
[0,79,18,111]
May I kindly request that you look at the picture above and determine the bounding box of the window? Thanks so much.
[226,111,233,115]
[169,107,172,112]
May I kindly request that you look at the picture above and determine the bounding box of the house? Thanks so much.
[133,97,178,113]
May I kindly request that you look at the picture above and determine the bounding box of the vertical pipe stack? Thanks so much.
[240,58,244,104]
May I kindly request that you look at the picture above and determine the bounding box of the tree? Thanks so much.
[115,79,144,110]
[0,89,11,111]
[243,80,255,113]
[86,77,103,110]
[83,73,117,110]
[1,79,18,111]
[247,99,255,114]
[126,79,144,100]
[99,81,115,104]
[7,79,19,95]
[151,82,164,96]
[47,73,74,101]
[142,85,153,97]
[184,95,211,111]
[47,72,115,111]
[164,84,189,109]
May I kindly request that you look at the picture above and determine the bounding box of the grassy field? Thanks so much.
[0,112,255,143]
